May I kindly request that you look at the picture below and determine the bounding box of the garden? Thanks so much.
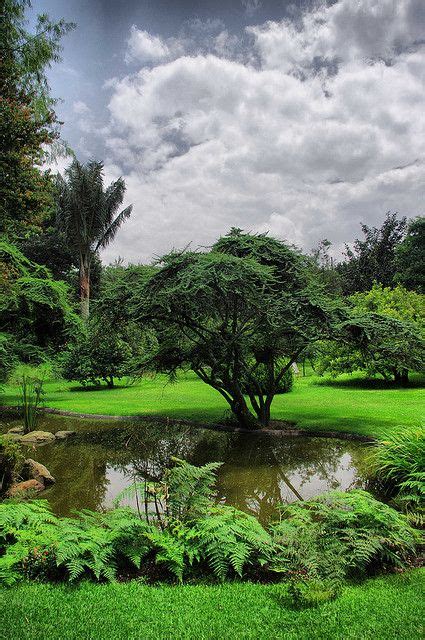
[1,2,424,639]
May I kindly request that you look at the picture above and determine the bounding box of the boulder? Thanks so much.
[22,458,55,485]
[55,430,76,440]
[7,479,44,496]
[20,430,56,444]
[7,426,25,435]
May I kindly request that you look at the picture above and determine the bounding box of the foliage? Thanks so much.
[1,0,74,238]
[369,426,425,525]
[395,216,425,293]
[20,374,44,432]
[60,317,151,388]
[337,212,407,295]
[317,285,425,383]
[56,160,132,316]
[138,230,338,428]
[0,240,78,365]
[270,489,419,601]
[0,435,24,495]
[0,460,419,589]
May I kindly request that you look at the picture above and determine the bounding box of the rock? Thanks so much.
[7,479,44,496]
[7,426,25,435]
[2,432,21,441]
[22,458,55,485]
[55,430,76,440]
[20,430,56,444]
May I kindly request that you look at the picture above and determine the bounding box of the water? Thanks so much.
[1,415,369,523]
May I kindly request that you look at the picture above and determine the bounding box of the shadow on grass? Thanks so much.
[68,384,134,392]
[312,376,425,391]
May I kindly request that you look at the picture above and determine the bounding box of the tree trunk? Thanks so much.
[79,259,90,318]
[230,395,261,430]
[393,368,409,385]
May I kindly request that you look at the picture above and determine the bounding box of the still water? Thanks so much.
[1,415,369,523]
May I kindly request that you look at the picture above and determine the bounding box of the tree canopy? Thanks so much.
[137,230,339,429]
[56,160,133,317]
[0,0,74,238]
[317,284,425,384]
[337,213,407,295]
[395,216,425,294]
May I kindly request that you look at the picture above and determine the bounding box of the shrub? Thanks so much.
[0,436,24,495]
[270,490,418,585]
[60,319,148,388]
[369,426,425,524]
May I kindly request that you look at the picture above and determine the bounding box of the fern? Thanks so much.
[179,505,273,581]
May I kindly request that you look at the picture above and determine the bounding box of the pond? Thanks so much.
[1,415,370,523]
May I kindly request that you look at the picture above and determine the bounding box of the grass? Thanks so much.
[2,370,424,439]
[0,570,423,640]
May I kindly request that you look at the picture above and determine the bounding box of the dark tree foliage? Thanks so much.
[94,262,158,325]
[56,160,133,317]
[138,230,339,429]
[395,216,425,294]
[0,240,78,367]
[0,0,74,238]
[337,213,407,295]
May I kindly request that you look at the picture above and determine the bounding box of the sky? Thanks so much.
[32,0,425,264]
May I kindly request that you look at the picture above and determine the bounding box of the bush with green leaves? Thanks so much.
[369,426,425,525]
[60,319,149,388]
[270,489,418,590]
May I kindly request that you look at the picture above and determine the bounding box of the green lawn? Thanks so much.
[2,371,424,438]
[0,570,423,640]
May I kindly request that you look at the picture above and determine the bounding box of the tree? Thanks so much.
[317,284,425,384]
[60,316,152,388]
[0,240,78,367]
[395,216,425,294]
[56,160,133,317]
[138,231,338,429]
[1,0,74,238]
[337,212,407,295]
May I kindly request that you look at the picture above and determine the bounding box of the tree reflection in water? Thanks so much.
[9,417,368,523]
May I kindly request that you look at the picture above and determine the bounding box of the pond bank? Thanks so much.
[0,404,375,442]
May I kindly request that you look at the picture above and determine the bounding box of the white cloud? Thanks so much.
[125,26,170,64]
[98,0,425,264]
[73,100,90,114]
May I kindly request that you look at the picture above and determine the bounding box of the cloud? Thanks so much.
[248,0,425,73]
[73,100,90,114]
[125,26,170,64]
[96,0,425,264]
[241,0,262,18]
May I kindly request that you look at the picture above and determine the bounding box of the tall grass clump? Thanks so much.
[369,426,425,524]
[20,375,44,433]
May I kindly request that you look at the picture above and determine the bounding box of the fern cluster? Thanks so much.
[0,462,420,590]
[270,489,420,605]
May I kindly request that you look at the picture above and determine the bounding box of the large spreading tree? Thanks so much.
[56,160,133,317]
[137,230,339,429]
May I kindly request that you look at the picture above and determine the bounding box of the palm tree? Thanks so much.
[56,159,132,317]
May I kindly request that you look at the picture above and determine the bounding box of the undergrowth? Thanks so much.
[0,459,421,607]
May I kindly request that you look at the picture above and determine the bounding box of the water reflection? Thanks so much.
[1,416,368,523]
